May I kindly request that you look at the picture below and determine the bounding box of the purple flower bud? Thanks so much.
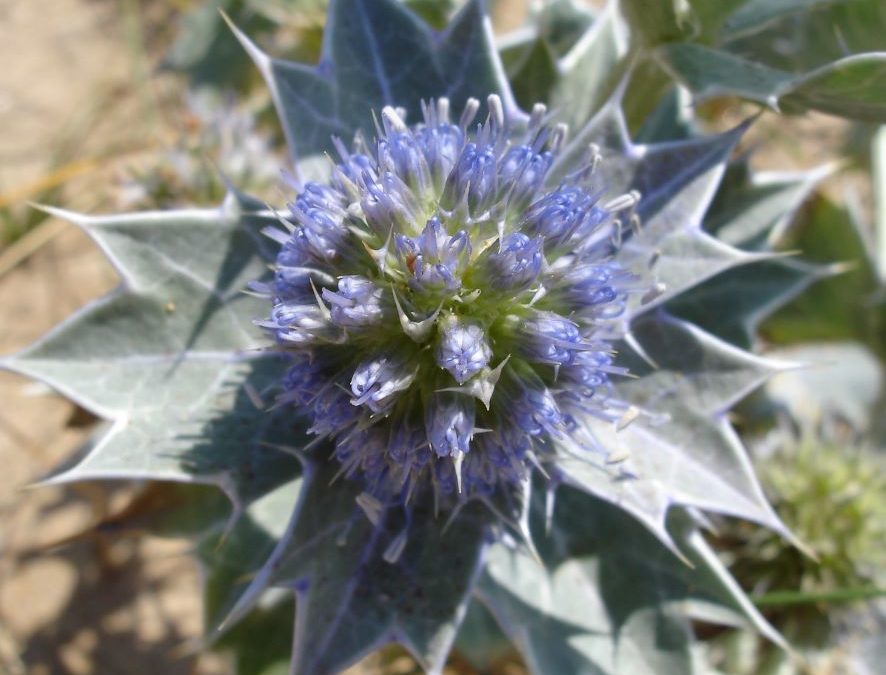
[555,263,626,319]
[280,354,327,407]
[417,123,464,188]
[273,265,315,302]
[332,152,375,189]
[309,386,360,436]
[360,171,422,236]
[425,393,474,457]
[262,302,340,345]
[516,312,585,366]
[521,185,607,249]
[259,97,644,500]
[378,131,431,195]
[334,428,389,485]
[387,421,426,465]
[442,143,498,213]
[276,237,307,268]
[435,315,491,384]
[498,144,552,211]
[513,385,565,436]
[486,233,543,291]
[288,183,349,261]
[322,276,386,328]
[350,355,416,414]
[396,218,471,292]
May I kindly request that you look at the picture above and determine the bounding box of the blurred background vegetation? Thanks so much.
[0,1,883,673]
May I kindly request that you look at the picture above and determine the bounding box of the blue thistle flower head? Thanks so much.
[260,96,642,504]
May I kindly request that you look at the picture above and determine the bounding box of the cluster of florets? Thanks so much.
[256,95,640,503]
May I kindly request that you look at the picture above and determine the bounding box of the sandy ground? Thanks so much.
[0,1,255,673]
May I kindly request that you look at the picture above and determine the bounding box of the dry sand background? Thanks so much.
[0,1,232,672]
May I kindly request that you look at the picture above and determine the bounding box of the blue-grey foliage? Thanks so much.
[6,0,873,673]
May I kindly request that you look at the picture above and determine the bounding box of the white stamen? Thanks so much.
[529,102,547,130]
[381,106,408,133]
[459,98,480,129]
[487,94,504,129]
[437,97,450,123]
[602,190,641,213]
[243,382,265,410]
[383,529,409,564]
[549,123,568,153]
[356,492,384,527]
[616,405,640,431]
[641,282,667,305]
[545,482,557,536]
[606,446,631,464]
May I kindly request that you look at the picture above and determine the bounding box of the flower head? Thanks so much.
[259,96,641,503]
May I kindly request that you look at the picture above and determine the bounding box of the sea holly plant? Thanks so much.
[8,0,882,673]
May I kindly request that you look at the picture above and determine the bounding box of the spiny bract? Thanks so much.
[255,95,642,504]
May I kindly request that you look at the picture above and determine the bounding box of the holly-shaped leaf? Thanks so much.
[478,485,782,675]
[1,196,302,505]
[223,458,492,675]
[227,0,519,162]
[558,99,769,316]
[659,44,886,123]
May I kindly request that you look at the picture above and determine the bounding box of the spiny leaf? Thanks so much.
[164,0,279,88]
[657,43,793,106]
[201,477,303,633]
[704,166,830,249]
[659,161,831,347]
[452,600,515,672]
[549,1,630,131]
[1,198,302,501]
[627,229,766,318]
[762,195,885,356]
[554,399,788,549]
[228,0,518,162]
[555,96,748,222]
[213,598,294,675]
[226,459,492,675]
[780,53,886,122]
[477,486,781,675]
[619,0,699,46]
[507,38,559,111]
[720,0,886,71]
[497,0,596,79]
[634,88,696,144]
[667,510,785,647]
[719,0,846,41]
[617,313,789,416]
[482,543,693,674]
[659,44,886,122]
[666,258,829,349]
[765,342,884,431]
[537,0,598,56]
[560,102,761,316]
